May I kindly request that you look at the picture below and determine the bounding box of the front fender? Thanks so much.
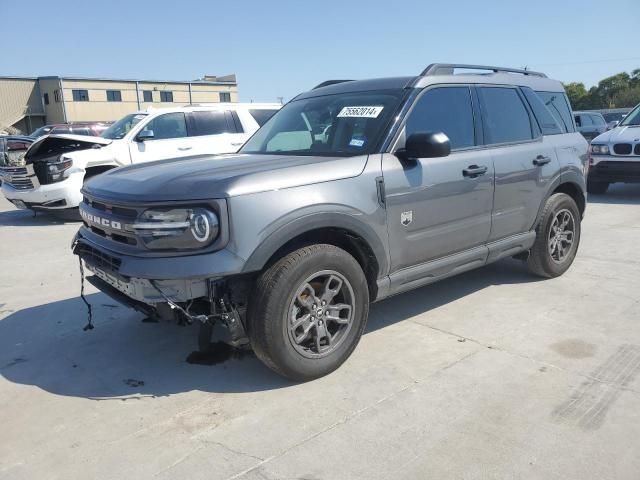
[242,208,390,276]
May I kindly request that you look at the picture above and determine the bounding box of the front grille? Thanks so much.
[0,166,36,190]
[83,196,138,218]
[32,162,50,185]
[635,144,640,156]
[613,143,632,155]
[74,242,122,272]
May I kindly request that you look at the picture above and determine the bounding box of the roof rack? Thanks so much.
[312,80,354,90]
[421,63,547,78]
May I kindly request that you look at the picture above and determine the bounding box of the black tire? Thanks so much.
[587,179,609,195]
[527,193,581,278]
[247,244,369,381]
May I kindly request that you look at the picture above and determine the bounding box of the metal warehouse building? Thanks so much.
[0,74,239,134]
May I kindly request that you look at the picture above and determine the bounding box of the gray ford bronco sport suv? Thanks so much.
[72,64,588,381]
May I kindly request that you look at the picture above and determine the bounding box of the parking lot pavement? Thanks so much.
[1,185,640,480]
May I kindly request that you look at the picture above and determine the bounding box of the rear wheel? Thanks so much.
[587,179,609,195]
[527,193,581,278]
[248,244,369,381]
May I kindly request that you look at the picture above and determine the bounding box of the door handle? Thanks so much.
[177,146,192,151]
[462,165,488,178]
[533,155,551,166]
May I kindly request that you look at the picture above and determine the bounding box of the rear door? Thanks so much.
[478,86,559,241]
[186,110,246,155]
[128,112,191,163]
[383,85,494,272]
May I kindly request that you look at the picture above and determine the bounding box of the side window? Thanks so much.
[188,111,231,136]
[581,115,593,126]
[142,113,187,140]
[143,90,153,102]
[535,91,575,133]
[478,87,533,144]
[405,86,475,150]
[592,114,606,126]
[521,88,562,135]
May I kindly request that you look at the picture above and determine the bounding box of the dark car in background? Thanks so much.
[29,122,111,139]
[574,111,608,141]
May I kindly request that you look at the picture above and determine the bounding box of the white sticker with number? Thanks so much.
[337,106,384,118]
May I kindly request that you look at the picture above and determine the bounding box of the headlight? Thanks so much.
[132,207,219,250]
[590,144,609,155]
[47,156,73,182]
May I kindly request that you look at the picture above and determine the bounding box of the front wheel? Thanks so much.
[527,193,581,278]
[247,244,369,381]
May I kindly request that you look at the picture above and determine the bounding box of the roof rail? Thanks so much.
[312,80,354,90]
[421,63,547,78]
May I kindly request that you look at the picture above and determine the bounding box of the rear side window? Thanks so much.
[406,86,475,150]
[591,114,606,126]
[536,91,575,133]
[478,87,533,144]
[521,88,562,135]
[250,109,278,127]
[188,111,236,136]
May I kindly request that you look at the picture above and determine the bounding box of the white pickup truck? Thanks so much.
[0,103,280,215]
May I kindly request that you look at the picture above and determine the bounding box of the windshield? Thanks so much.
[101,113,147,139]
[240,90,405,156]
[619,104,640,126]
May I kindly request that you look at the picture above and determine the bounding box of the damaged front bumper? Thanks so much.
[72,231,246,306]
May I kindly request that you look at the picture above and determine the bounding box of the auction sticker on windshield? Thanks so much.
[337,106,384,118]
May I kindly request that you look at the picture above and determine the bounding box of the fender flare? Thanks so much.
[532,169,586,229]
[242,210,389,276]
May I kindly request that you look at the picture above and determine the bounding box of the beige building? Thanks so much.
[0,74,239,134]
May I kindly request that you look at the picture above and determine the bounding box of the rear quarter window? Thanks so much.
[535,91,575,133]
[521,88,562,135]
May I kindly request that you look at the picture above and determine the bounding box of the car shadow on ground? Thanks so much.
[0,208,77,226]
[588,183,640,205]
[0,259,539,399]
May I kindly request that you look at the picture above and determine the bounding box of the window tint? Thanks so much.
[219,92,231,102]
[160,91,173,102]
[521,88,562,135]
[478,87,532,144]
[405,87,475,150]
[591,114,606,126]
[106,90,122,102]
[536,91,575,133]
[143,90,153,102]
[142,113,187,140]
[72,89,89,102]
[188,111,233,136]
[581,115,593,126]
[43,93,49,105]
[250,109,278,127]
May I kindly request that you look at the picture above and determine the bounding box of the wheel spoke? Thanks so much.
[291,312,311,331]
[320,275,343,303]
[325,303,352,325]
[294,321,315,345]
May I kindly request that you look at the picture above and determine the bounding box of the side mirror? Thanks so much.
[396,132,451,161]
[136,129,154,142]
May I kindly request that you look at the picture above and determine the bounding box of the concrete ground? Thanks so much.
[1,185,640,480]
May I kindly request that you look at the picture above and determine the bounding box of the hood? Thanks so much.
[593,125,640,144]
[46,133,112,145]
[83,153,369,202]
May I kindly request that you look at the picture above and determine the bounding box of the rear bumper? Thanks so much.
[1,171,84,209]
[589,157,640,183]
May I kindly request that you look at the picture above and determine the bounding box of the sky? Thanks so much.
[1,0,639,103]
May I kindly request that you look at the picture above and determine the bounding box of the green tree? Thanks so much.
[597,72,631,108]
[564,82,587,108]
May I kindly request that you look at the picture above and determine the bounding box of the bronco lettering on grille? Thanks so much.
[80,209,122,230]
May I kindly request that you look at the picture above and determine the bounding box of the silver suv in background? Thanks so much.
[73,64,588,381]
[587,102,640,194]
[574,111,608,141]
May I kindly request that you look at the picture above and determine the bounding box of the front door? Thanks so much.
[382,86,495,274]
[129,112,193,163]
